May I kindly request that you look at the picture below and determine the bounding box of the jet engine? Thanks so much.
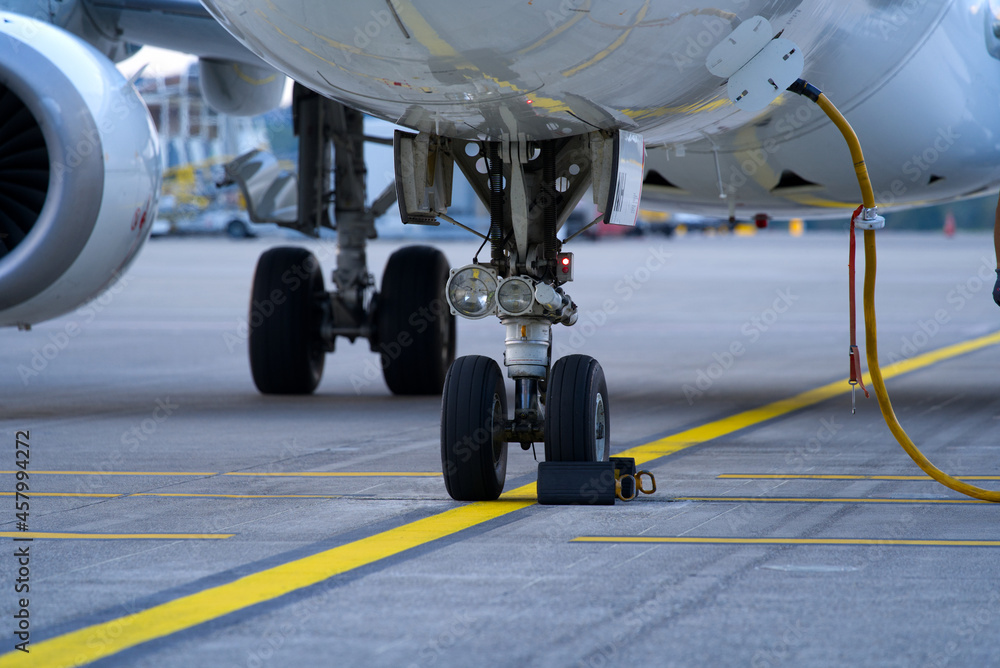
[0,12,160,328]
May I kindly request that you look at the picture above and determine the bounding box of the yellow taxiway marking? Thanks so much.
[1,491,119,498]
[0,470,216,476]
[0,470,439,478]
[572,537,1000,547]
[615,329,1000,468]
[676,496,990,505]
[223,472,440,478]
[3,491,341,500]
[130,493,342,499]
[0,532,232,540]
[5,330,1000,667]
[718,474,1000,481]
[0,497,533,667]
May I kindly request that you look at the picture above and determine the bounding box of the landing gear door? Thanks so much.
[593,130,644,227]
[394,130,454,226]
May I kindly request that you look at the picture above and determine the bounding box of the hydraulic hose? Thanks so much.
[787,79,1000,502]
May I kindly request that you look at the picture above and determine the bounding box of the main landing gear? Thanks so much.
[237,85,455,396]
[393,129,635,500]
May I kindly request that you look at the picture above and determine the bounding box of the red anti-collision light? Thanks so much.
[557,252,574,281]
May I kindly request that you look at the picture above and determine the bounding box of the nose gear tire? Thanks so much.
[544,354,610,463]
[441,355,508,501]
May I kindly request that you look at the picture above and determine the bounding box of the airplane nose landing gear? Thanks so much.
[412,130,640,501]
[440,296,611,500]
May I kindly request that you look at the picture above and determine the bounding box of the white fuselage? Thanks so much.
[200,0,1000,217]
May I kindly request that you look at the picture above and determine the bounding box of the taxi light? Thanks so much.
[497,277,534,315]
[446,265,497,319]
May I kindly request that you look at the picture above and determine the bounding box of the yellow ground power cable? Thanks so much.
[787,79,1000,502]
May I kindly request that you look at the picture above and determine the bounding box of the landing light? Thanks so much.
[446,265,497,319]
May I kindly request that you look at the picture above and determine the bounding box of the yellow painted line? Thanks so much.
[616,329,1000,468]
[0,470,214,476]
[516,0,590,55]
[0,532,232,540]
[387,0,465,61]
[676,497,989,505]
[0,492,119,498]
[0,470,439,478]
[223,472,440,478]
[6,330,999,667]
[718,474,1000,481]
[3,491,337,500]
[262,0,388,62]
[0,496,533,667]
[130,493,342,500]
[573,537,1000,547]
[561,0,650,77]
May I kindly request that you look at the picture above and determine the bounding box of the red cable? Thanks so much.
[849,205,870,400]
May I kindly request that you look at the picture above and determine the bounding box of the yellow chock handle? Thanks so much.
[615,474,638,502]
[636,471,656,495]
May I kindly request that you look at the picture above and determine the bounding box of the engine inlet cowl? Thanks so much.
[0,12,160,327]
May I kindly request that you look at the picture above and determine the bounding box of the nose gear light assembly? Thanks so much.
[446,265,578,325]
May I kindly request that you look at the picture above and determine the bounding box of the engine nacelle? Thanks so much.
[0,12,160,328]
[199,58,286,116]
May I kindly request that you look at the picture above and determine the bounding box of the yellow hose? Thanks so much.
[816,95,875,209]
[862,231,1000,501]
[810,88,1000,501]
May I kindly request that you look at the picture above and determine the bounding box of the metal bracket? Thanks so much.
[394,130,454,225]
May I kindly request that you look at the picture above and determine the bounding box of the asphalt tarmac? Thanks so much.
[1,229,999,667]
